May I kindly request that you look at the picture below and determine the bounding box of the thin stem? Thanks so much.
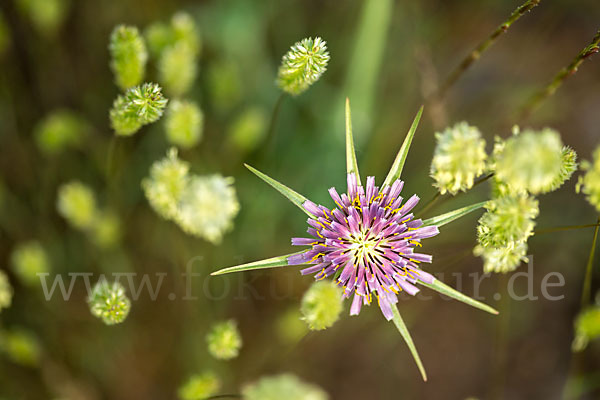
[417,173,494,217]
[263,92,286,155]
[436,0,542,98]
[519,30,600,121]
[580,217,600,307]
[535,222,600,235]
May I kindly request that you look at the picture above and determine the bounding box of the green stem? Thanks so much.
[436,0,542,98]
[519,30,600,120]
[580,217,600,307]
[535,222,600,235]
[263,92,286,155]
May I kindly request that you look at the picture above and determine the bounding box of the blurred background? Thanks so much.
[0,0,599,399]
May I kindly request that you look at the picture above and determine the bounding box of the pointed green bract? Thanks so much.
[422,201,487,227]
[211,252,305,276]
[345,98,361,185]
[382,106,423,187]
[245,164,316,218]
[420,279,499,315]
[391,306,427,381]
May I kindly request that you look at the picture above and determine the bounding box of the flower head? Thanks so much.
[474,240,529,274]
[165,100,204,149]
[142,148,190,221]
[290,173,439,321]
[159,42,197,96]
[206,320,242,360]
[176,175,240,244]
[300,281,343,330]
[35,109,89,155]
[494,128,569,194]
[110,83,168,136]
[577,146,600,212]
[243,374,329,400]
[430,122,487,195]
[0,270,13,312]
[0,328,41,367]
[11,241,50,286]
[277,37,329,95]
[109,25,148,90]
[572,305,600,352]
[56,181,98,230]
[178,371,220,400]
[88,280,131,325]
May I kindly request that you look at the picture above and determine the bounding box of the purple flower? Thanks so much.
[290,173,439,321]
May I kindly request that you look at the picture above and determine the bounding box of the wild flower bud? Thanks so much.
[0,328,41,367]
[159,42,197,96]
[56,181,98,230]
[176,175,240,244]
[277,37,329,95]
[227,107,268,152]
[165,100,204,149]
[300,281,342,331]
[477,195,539,249]
[430,122,487,195]
[473,240,529,274]
[577,146,600,212]
[34,109,88,155]
[88,280,131,325]
[110,83,168,136]
[572,306,600,352]
[10,241,50,286]
[206,320,242,360]
[109,25,148,90]
[242,374,329,400]
[0,270,13,312]
[142,148,190,221]
[178,371,220,400]
[494,128,569,194]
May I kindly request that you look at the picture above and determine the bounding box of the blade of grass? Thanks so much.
[345,97,361,185]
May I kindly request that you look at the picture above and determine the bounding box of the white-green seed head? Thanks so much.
[477,195,539,249]
[176,175,240,244]
[145,12,201,58]
[57,181,98,230]
[430,122,487,195]
[277,37,329,95]
[494,128,567,194]
[165,100,204,149]
[206,320,242,360]
[577,146,600,213]
[242,374,329,400]
[159,42,197,97]
[10,241,50,286]
[34,109,88,155]
[300,281,343,331]
[109,25,148,90]
[88,280,131,325]
[16,0,70,36]
[0,328,42,367]
[90,210,121,249]
[178,371,220,400]
[110,83,168,136]
[142,148,190,221]
[474,240,529,274]
[572,306,600,351]
[0,270,13,312]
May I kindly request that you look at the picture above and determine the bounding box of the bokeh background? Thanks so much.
[1,0,600,399]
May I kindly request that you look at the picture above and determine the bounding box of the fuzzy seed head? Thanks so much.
[0,270,13,312]
[277,37,329,95]
[0,328,41,367]
[572,306,600,351]
[110,83,168,136]
[178,371,220,400]
[88,280,131,325]
[159,42,197,97]
[206,320,242,360]
[35,109,88,155]
[577,146,600,213]
[227,107,268,152]
[165,100,204,149]
[430,122,487,195]
[57,181,98,230]
[109,25,148,90]
[176,175,240,244]
[494,128,567,194]
[10,241,50,286]
[142,148,190,221]
[90,210,121,249]
[300,281,343,331]
[243,374,329,400]
[474,240,529,274]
